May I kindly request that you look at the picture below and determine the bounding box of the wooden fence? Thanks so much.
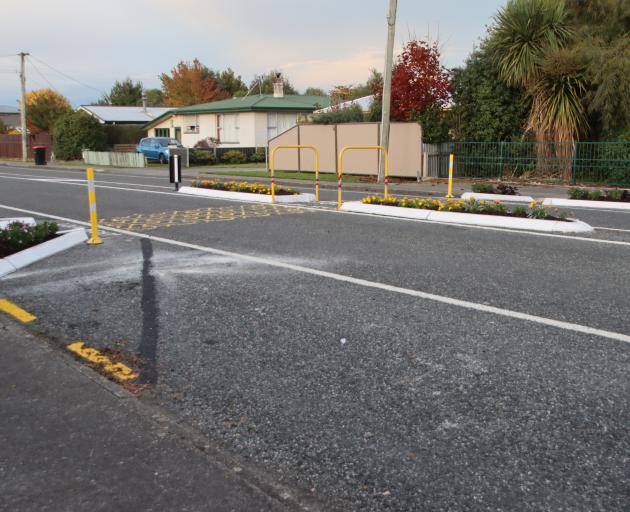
[0,134,52,160]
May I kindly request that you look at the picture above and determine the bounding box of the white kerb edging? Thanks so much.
[461,192,534,203]
[0,217,36,229]
[0,228,88,278]
[341,201,594,234]
[542,198,630,210]
[179,186,315,203]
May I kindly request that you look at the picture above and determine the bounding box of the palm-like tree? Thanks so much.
[488,0,588,179]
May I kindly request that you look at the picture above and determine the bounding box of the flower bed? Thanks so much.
[191,179,298,196]
[0,221,58,258]
[568,187,629,203]
[361,196,569,221]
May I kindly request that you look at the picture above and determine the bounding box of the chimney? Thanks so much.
[272,72,284,98]
[141,93,147,111]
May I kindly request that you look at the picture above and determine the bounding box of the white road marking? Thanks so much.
[594,226,630,233]
[1,202,629,346]
[0,173,629,246]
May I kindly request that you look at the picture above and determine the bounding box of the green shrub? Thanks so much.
[528,204,547,219]
[588,190,603,201]
[512,205,528,217]
[189,149,215,166]
[249,147,266,163]
[568,187,589,200]
[53,111,106,160]
[471,183,496,193]
[221,150,248,164]
[606,168,630,187]
[0,221,58,258]
[311,104,365,125]
[495,183,518,195]
[605,189,625,201]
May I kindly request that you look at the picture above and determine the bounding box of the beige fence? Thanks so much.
[82,151,146,168]
[269,122,423,178]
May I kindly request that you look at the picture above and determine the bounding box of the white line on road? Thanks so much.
[594,226,630,233]
[1,202,629,346]
[1,173,629,247]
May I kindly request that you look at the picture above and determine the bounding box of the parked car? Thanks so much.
[136,137,184,163]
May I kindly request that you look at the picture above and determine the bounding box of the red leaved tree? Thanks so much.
[375,40,452,121]
[160,59,229,107]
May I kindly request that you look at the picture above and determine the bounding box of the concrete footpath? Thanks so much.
[0,318,310,512]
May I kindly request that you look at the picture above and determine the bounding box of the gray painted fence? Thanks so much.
[82,151,147,168]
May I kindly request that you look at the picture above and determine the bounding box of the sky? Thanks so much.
[0,0,504,107]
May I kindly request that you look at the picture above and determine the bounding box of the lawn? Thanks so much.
[201,169,368,183]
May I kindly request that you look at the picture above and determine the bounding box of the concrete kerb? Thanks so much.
[542,197,630,211]
[178,186,316,203]
[340,201,594,234]
[0,228,88,278]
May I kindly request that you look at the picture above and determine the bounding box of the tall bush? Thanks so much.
[53,111,106,160]
[311,104,365,125]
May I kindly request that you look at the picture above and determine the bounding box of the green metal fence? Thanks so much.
[423,141,630,185]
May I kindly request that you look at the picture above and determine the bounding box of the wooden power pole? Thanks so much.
[379,0,397,182]
[19,52,29,162]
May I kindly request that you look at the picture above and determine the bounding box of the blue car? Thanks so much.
[136,137,184,164]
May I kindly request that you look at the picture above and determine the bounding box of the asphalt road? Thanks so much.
[0,165,628,511]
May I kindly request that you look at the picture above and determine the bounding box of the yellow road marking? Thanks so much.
[0,299,37,323]
[100,204,312,232]
[67,341,139,382]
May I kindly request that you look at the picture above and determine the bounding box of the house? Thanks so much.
[0,105,20,130]
[144,89,330,149]
[77,105,171,125]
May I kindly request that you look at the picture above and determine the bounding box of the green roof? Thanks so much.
[146,94,331,128]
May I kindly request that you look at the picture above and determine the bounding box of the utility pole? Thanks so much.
[18,52,29,162]
[379,0,397,182]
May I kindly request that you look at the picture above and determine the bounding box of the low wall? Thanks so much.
[268,122,422,178]
[82,151,146,168]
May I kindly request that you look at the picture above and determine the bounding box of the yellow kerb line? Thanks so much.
[337,146,389,208]
[86,167,103,245]
[67,341,139,382]
[0,299,37,323]
[269,145,320,203]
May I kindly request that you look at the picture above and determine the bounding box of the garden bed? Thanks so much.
[179,179,315,203]
[340,197,593,234]
[1,221,87,278]
[542,187,630,210]
[463,183,533,203]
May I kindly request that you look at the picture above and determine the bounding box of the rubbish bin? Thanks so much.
[33,145,47,166]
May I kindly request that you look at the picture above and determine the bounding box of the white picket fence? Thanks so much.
[82,150,147,168]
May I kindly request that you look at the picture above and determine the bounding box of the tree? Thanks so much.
[450,46,530,141]
[381,40,451,122]
[99,78,143,106]
[305,87,326,96]
[53,111,106,160]
[160,59,228,106]
[143,88,165,106]
[217,68,247,97]
[249,71,297,95]
[25,89,71,134]
[0,119,8,135]
[488,0,585,141]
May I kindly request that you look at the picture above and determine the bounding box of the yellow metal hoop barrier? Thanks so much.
[337,146,389,208]
[270,145,320,204]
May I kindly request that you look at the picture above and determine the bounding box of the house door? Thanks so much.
[174,127,182,142]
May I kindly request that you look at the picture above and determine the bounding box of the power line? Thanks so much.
[27,57,63,95]
[29,55,106,96]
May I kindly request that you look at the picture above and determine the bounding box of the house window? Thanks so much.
[267,113,298,140]
[218,114,239,143]
[155,128,170,137]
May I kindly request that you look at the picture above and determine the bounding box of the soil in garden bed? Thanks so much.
[191,179,298,196]
[0,233,59,259]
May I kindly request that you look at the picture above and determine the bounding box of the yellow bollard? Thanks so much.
[270,158,276,204]
[85,167,103,245]
[446,153,455,199]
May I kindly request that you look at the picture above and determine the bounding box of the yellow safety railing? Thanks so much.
[337,146,389,208]
[85,167,103,245]
[270,145,320,203]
